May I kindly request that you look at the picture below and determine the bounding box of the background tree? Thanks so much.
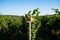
[52,8,60,14]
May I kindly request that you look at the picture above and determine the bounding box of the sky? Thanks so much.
[0,0,60,16]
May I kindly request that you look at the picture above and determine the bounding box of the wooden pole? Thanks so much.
[29,22,31,40]
[26,16,34,40]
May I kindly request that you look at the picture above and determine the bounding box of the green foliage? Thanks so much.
[0,8,60,40]
[32,8,40,16]
[24,8,40,40]
[32,16,41,40]
[0,15,27,40]
[35,14,60,40]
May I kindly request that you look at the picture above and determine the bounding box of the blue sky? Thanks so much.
[0,0,60,16]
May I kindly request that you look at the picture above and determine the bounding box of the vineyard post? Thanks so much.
[26,16,34,40]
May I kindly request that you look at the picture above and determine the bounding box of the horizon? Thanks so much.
[0,0,60,16]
